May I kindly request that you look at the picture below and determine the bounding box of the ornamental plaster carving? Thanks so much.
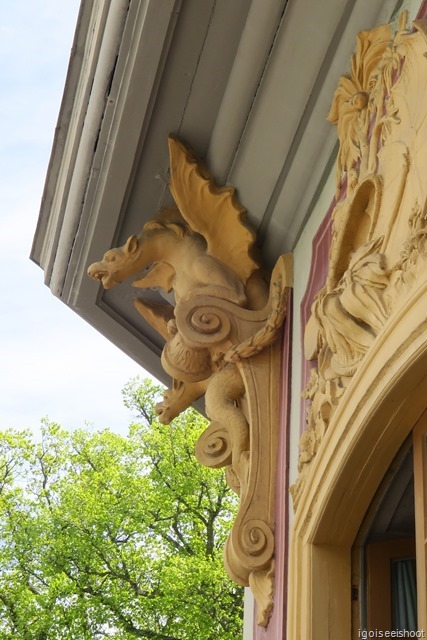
[292,12,427,506]
[88,137,292,626]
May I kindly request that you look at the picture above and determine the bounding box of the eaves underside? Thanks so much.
[31,0,406,383]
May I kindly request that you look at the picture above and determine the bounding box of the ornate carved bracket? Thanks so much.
[292,12,427,507]
[88,137,292,626]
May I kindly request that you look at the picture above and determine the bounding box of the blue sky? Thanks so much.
[0,2,150,434]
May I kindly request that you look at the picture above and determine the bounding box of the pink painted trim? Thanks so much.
[417,0,427,18]
[300,210,333,336]
[253,293,292,639]
[299,208,333,434]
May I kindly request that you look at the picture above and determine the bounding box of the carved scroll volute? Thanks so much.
[190,255,292,626]
[222,347,280,628]
[161,258,292,629]
[88,138,293,627]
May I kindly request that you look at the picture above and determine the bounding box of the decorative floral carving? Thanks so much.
[328,13,410,196]
[392,201,427,292]
[88,137,292,626]
[293,13,427,507]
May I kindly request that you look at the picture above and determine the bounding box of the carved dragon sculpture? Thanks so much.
[88,137,269,418]
[88,137,267,307]
[88,136,292,626]
[88,206,249,306]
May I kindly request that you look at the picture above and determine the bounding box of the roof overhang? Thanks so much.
[31,0,402,383]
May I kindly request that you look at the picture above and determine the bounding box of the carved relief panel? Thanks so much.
[293,13,427,505]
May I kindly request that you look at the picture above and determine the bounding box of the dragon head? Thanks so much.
[87,235,139,289]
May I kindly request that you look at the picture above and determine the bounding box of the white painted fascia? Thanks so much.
[63,0,182,307]
[45,0,130,297]
[32,0,125,279]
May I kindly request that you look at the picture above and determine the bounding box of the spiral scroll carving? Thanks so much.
[190,308,225,334]
[239,518,275,569]
[225,517,275,587]
[194,420,232,469]
[175,299,232,348]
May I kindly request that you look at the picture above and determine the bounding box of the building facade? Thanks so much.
[32,0,427,637]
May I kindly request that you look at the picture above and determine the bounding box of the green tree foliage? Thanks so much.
[0,379,243,639]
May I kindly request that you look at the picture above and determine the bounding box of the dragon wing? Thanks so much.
[168,136,260,284]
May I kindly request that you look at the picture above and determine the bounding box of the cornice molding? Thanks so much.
[32,0,182,300]
[32,0,130,286]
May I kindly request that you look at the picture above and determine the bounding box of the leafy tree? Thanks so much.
[0,379,243,639]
